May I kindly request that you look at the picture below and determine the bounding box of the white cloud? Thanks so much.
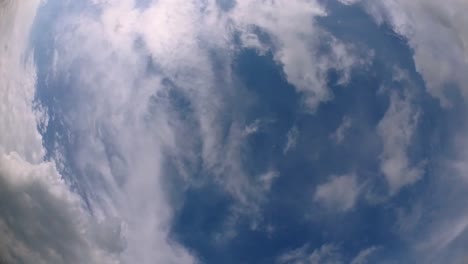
[277,244,380,264]
[0,0,376,262]
[377,91,424,194]
[359,0,468,106]
[350,246,380,264]
[242,119,274,137]
[0,1,121,263]
[258,170,280,191]
[352,1,468,261]
[330,116,352,144]
[314,174,360,212]
[0,154,122,264]
[283,126,299,154]
[39,0,372,251]
[232,0,368,111]
[276,243,342,264]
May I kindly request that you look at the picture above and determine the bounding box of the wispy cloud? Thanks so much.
[283,126,299,154]
[377,90,423,194]
[276,243,342,264]
[355,0,468,106]
[276,243,380,264]
[330,116,352,144]
[314,174,360,212]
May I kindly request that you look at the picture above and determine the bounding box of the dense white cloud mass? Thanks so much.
[0,1,121,263]
[314,174,359,212]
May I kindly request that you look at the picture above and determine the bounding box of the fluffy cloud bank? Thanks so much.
[0,1,121,263]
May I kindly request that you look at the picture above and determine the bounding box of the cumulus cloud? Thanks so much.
[314,174,360,212]
[0,1,121,263]
[0,154,122,264]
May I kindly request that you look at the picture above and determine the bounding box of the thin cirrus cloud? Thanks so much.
[276,243,379,264]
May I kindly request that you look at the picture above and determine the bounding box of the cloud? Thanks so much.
[0,0,377,262]
[357,0,468,106]
[232,0,368,111]
[283,126,299,154]
[350,246,380,264]
[277,243,379,264]
[0,154,122,264]
[258,170,280,192]
[36,0,372,252]
[346,1,468,261]
[0,1,121,263]
[314,174,360,212]
[330,116,352,144]
[242,119,274,137]
[377,90,424,194]
[276,243,342,264]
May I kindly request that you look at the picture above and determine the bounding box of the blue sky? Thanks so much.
[2,0,468,263]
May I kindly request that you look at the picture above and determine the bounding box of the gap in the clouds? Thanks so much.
[216,0,236,12]
[168,41,394,262]
[134,0,152,10]
[168,3,468,263]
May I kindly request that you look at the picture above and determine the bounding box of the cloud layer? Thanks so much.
[0,1,121,263]
[4,0,468,263]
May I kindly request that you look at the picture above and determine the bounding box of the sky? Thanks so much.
[1,0,468,263]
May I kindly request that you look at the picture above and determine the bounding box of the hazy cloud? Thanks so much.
[277,244,342,264]
[330,116,352,144]
[314,174,360,212]
[377,91,424,194]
